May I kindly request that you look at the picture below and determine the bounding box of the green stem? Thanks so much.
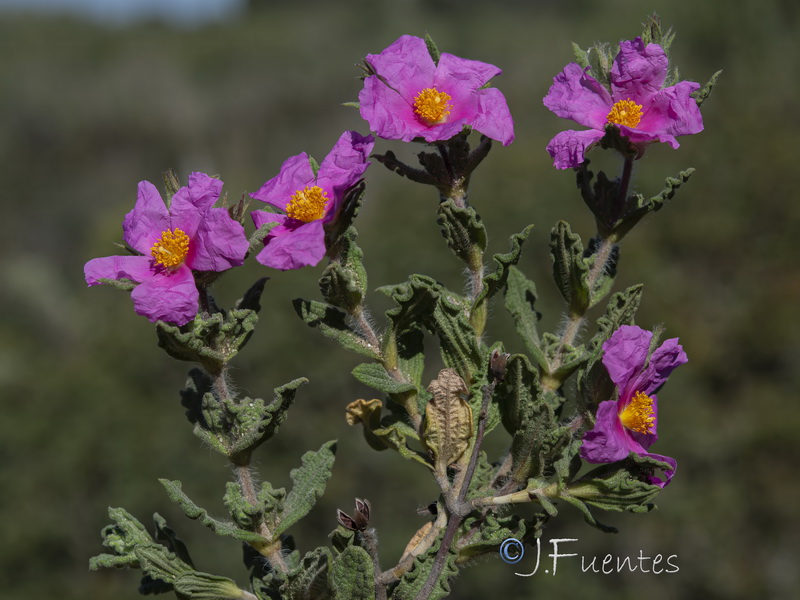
[211,366,288,575]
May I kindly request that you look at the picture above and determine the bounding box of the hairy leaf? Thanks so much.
[330,546,375,600]
[274,440,338,537]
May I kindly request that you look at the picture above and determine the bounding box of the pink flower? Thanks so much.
[250,131,374,271]
[84,173,248,325]
[543,37,703,169]
[580,325,687,488]
[359,35,514,146]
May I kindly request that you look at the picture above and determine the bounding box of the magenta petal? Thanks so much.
[610,38,668,102]
[546,128,605,169]
[641,81,703,138]
[469,87,515,146]
[316,131,374,201]
[84,255,153,286]
[580,400,632,463]
[171,172,223,213]
[130,265,198,325]
[123,181,169,254]
[365,35,435,99]
[187,207,247,272]
[255,220,326,270]
[434,52,501,100]
[359,75,420,142]
[601,325,652,395]
[251,153,315,210]
[543,63,611,129]
[634,338,688,396]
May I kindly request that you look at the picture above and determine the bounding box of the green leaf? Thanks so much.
[320,229,368,312]
[693,69,722,107]
[457,513,526,563]
[436,198,487,265]
[96,276,137,291]
[294,299,380,359]
[273,440,338,537]
[248,219,281,257]
[179,369,306,463]
[281,546,333,600]
[351,362,416,395]
[159,479,269,544]
[473,224,533,307]
[503,267,545,368]
[172,572,246,599]
[571,41,590,68]
[614,168,695,239]
[550,221,590,313]
[495,354,541,435]
[424,31,441,64]
[392,531,457,600]
[156,307,260,371]
[330,546,375,600]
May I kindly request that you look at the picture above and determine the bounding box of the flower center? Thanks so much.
[607,99,643,128]
[286,185,329,223]
[413,87,453,124]
[151,228,190,268]
[619,391,656,434]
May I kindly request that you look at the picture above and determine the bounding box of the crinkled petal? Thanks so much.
[580,400,638,463]
[641,452,677,488]
[543,63,611,129]
[186,207,247,272]
[170,172,223,237]
[130,264,198,325]
[316,131,374,213]
[610,38,668,102]
[615,124,681,149]
[123,181,169,254]
[467,87,514,146]
[364,35,435,99]
[417,119,467,144]
[633,338,688,396]
[602,325,652,397]
[255,220,326,271]
[171,172,223,212]
[434,51,501,102]
[545,128,605,169]
[84,255,154,286]
[359,75,424,142]
[251,153,315,210]
[640,81,703,137]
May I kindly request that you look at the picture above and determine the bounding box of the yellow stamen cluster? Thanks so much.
[413,87,453,124]
[619,391,656,434]
[606,99,643,128]
[151,228,190,268]
[286,186,329,223]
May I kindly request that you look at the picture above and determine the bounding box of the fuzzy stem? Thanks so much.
[545,155,634,389]
[359,529,387,600]
[211,366,288,575]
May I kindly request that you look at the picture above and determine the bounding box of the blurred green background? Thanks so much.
[1,0,798,598]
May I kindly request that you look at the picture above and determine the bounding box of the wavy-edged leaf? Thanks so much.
[274,440,338,537]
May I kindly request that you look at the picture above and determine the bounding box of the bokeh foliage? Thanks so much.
[1,0,798,598]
